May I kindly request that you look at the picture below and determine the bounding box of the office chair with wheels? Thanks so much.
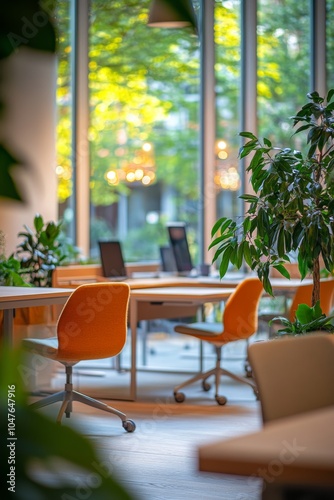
[22,282,136,432]
[248,334,334,423]
[173,277,263,405]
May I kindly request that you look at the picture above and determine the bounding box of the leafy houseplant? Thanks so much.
[211,90,334,305]
[0,230,30,287]
[270,301,334,335]
[0,255,30,287]
[15,214,66,288]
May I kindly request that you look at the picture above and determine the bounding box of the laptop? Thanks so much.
[98,241,128,281]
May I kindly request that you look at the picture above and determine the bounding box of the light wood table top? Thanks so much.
[93,273,314,292]
[0,286,73,345]
[130,286,235,300]
[0,286,73,308]
[198,405,334,487]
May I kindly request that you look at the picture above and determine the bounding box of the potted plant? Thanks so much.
[12,214,67,326]
[0,255,30,287]
[0,230,30,287]
[210,89,334,308]
[15,214,66,288]
[270,301,334,336]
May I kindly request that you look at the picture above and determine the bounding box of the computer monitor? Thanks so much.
[98,241,127,280]
[167,224,193,273]
[159,245,178,273]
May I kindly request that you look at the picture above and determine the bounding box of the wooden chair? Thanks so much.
[173,277,263,405]
[22,283,136,432]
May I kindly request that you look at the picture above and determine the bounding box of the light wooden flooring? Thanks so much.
[30,333,265,500]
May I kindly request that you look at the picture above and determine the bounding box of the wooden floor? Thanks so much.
[33,397,263,500]
[90,400,261,500]
[30,334,265,500]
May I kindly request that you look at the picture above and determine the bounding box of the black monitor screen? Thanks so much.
[160,246,177,273]
[98,241,127,278]
[167,225,193,272]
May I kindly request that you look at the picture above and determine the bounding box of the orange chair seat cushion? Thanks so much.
[175,278,264,343]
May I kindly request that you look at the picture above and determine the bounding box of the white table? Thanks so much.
[0,286,73,345]
[129,286,234,401]
[198,406,334,496]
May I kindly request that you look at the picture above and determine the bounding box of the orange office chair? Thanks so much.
[173,277,263,405]
[22,282,136,432]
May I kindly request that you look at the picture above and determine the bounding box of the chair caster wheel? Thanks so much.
[123,419,136,432]
[245,363,253,378]
[174,392,185,403]
[202,380,211,391]
[215,395,227,405]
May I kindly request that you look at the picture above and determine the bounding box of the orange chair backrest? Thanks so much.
[56,282,130,360]
[223,277,263,339]
[289,279,334,321]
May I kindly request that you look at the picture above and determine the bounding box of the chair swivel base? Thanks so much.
[173,366,257,406]
[31,388,136,432]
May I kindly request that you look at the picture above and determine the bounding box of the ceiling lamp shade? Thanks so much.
[147,0,197,29]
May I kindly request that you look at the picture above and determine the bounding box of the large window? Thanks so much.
[55,1,73,237]
[327,0,334,88]
[55,0,331,265]
[215,0,241,221]
[88,0,200,262]
[257,0,310,148]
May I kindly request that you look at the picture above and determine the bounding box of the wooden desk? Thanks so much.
[198,406,334,493]
[0,286,73,345]
[129,286,234,401]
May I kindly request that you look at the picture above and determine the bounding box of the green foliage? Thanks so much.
[210,90,334,298]
[257,0,310,145]
[58,0,200,207]
[0,146,23,201]
[0,255,30,287]
[56,231,82,265]
[0,344,135,500]
[0,230,30,286]
[270,301,334,335]
[0,0,56,202]
[15,214,66,287]
[0,1,56,61]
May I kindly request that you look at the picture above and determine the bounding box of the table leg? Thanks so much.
[129,297,138,401]
[2,309,14,346]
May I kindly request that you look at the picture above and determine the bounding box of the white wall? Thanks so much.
[0,48,58,255]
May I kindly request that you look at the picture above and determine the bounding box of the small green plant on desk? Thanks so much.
[0,230,30,287]
[0,255,30,287]
[270,301,334,336]
[15,214,66,288]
